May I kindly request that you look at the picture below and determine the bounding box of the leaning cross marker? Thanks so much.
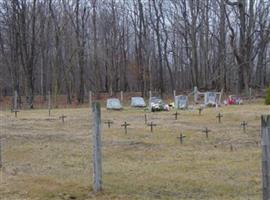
[121,122,130,134]
[104,120,113,128]
[59,115,67,123]
[147,122,157,133]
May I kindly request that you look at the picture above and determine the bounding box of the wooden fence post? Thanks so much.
[261,115,270,200]
[249,88,252,101]
[89,91,92,107]
[120,91,123,103]
[194,86,198,104]
[92,102,102,192]
[48,91,51,116]
[0,138,2,169]
[14,90,18,110]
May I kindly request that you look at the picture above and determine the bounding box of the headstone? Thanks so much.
[92,102,102,193]
[131,97,146,107]
[261,115,270,200]
[175,95,188,109]
[205,92,217,106]
[106,98,122,110]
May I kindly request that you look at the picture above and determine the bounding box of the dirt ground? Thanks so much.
[0,100,269,200]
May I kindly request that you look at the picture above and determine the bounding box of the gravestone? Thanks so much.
[131,97,146,107]
[175,95,188,109]
[205,92,217,107]
[106,98,122,110]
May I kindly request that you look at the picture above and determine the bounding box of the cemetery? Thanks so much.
[0,91,269,200]
[1,0,270,199]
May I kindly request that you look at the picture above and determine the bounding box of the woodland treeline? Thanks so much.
[0,0,270,107]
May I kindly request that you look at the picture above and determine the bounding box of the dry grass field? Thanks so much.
[0,100,269,200]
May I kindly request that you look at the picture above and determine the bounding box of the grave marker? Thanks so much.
[12,110,19,118]
[59,115,67,123]
[202,127,211,139]
[147,122,157,133]
[198,107,203,115]
[173,111,179,120]
[104,120,113,128]
[177,133,186,144]
[121,122,130,134]
[240,121,248,133]
[92,102,102,192]
[216,113,223,123]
